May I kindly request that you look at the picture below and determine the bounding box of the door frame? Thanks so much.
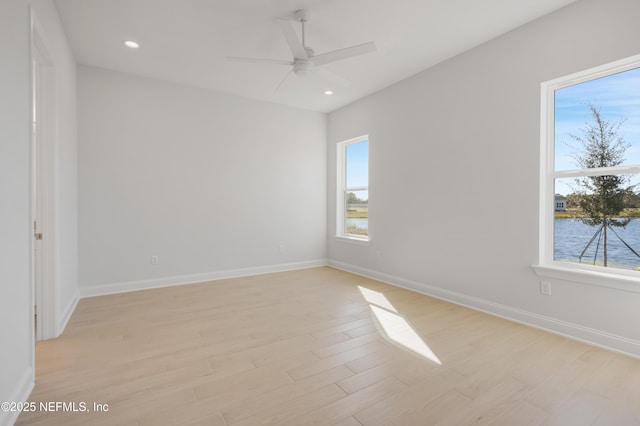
[31,9,57,344]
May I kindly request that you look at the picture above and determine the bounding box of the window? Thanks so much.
[538,54,640,284]
[337,136,369,240]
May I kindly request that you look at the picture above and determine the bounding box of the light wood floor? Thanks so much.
[18,267,640,425]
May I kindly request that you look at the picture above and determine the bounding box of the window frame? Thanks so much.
[336,135,369,243]
[535,54,640,292]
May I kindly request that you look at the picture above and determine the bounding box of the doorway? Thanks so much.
[31,11,56,342]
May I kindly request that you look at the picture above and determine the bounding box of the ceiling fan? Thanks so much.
[228,9,377,90]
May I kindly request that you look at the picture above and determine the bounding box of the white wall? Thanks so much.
[78,66,327,294]
[0,3,34,423]
[0,1,77,424]
[328,0,640,356]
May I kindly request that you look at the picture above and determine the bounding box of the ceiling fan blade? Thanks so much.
[278,19,308,60]
[227,56,293,66]
[311,42,376,66]
[313,67,351,87]
[275,68,294,91]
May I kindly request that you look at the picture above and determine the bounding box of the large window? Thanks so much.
[337,136,369,240]
[539,54,640,282]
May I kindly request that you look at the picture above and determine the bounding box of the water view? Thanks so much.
[555,218,640,270]
[346,218,368,231]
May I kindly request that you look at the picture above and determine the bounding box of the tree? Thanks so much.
[346,192,367,205]
[565,193,581,209]
[623,191,640,208]
[569,104,634,266]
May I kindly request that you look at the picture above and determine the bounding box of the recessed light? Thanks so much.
[324,90,334,95]
[123,40,140,49]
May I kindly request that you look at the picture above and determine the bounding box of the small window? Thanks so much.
[337,136,369,240]
[540,55,640,280]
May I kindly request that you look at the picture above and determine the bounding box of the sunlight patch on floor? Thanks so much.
[358,286,441,365]
[358,286,398,312]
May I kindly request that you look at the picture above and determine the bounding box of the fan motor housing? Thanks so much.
[295,9,310,22]
[294,59,313,76]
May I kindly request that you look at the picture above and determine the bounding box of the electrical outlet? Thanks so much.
[540,281,552,295]
[151,255,159,265]
[278,244,285,253]
[376,250,382,259]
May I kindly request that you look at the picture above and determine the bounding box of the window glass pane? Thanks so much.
[345,190,368,236]
[554,176,640,271]
[554,67,640,171]
[346,141,368,188]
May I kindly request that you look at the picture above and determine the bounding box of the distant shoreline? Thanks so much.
[554,208,640,219]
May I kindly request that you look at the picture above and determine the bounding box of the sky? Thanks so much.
[554,66,640,195]
[346,140,369,201]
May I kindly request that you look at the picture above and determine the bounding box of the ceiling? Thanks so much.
[54,0,576,113]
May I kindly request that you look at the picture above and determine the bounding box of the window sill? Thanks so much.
[333,235,370,246]
[532,264,640,294]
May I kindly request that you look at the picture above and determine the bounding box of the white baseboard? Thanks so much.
[1,367,34,426]
[79,259,328,298]
[328,260,640,359]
